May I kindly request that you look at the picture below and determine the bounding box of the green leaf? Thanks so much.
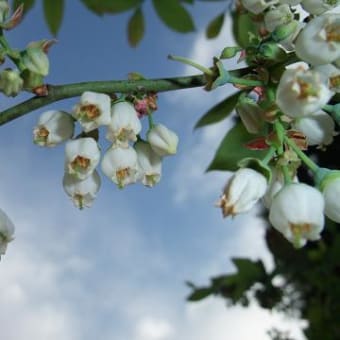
[195,91,241,129]
[207,121,267,172]
[12,0,35,14]
[152,0,195,33]
[206,12,224,39]
[128,8,144,47]
[232,258,266,282]
[232,11,258,48]
[187,287,213,301]
[80,0,142,15]
[43,0,64,36]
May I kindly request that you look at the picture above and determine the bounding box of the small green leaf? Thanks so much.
[232,11,258,48]
[128,8,144,47]
[187,287,213,301]
[206,12,224,39]
[207,122,267,172]
[43,0,64,36]
[12,0,35,14]
[152,0,195,33]
[195,91,241,129]
[80,0,142,15]
[232,258,266,282]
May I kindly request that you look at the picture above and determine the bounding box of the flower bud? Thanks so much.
[135,140,162,187]
[106,101,142,147]
[20,69,44,90]
[147,124,179,157]
[272,20,299,42]
[301,0,339,15]
[216,168,267,217]
[101,146,138,188]
[236,95,264,134]
[22,47,49,76]
[0,207,15,259]
[264,5,293,33]
[276,65,333,118]
[0,68,23,96]
[292,110,335,147]
[73,91,111,132]
[65,138,100,180]
[269,183,324,248]
[33,110,74,147]
[63,170,101,209]
[295,13,340,66]
[241,0,278,14]
[0,0,9,22]
[318,170,340,223]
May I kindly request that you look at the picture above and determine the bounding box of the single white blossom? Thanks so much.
[0,208,15,259]
[295,13,340,66]
[63,170,101,209]
[147,124,178,157]
[216,168,267,217]
[65,137,100,180]
[135,141,162,187]
[73,91,111,132]
[269,183,325,248]
[106,101,142,147]
[241,0,278,14]
[264,5,294,33]
[101,146,138,188]
[292,110,336,146]
[301,0,340,16]
[276,65,333,118]
[33,110,74,147]
[314,63,340,93]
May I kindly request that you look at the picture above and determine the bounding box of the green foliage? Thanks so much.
[128,7,144,47]
[205,12,224,39]
[80,0,142,15]
[43,0,64,36]
[207,121,267,172]
[195,91,242,129]
[232,11,258,48]
[152,0,195,33]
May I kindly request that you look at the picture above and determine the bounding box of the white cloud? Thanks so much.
[135,316,174,340]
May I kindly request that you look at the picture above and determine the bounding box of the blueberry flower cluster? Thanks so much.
[33,91,178,209]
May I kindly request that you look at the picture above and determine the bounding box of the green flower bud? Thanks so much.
[21,69,44,90]
[0,0,9,23]
[22,47,49,76]
[0,68,23,96]
[220,46,242,59]
[258,42,287,61]
[272,20,299,42]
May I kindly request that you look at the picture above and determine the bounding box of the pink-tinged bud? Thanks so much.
[2,3,23,29]
[217,168,267,217]
[269,183,324,248]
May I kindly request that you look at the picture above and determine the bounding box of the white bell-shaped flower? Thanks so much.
[264,5,294,32]
[33,110,74,147]
[73,91,111,132]
[147,124,179,157]
[106,101,142,147]
[135,141,162,187]
[295,13,340,66]
[63,170,101,209]
[101,146,138,188]
[240,0,278,14]
[65,137,100,180]
[319,171,340,223]
[0,208,15,259]
[276,65,333,118]
[301,0,340,15]
[269,183,325,248]
[216,168,267,217]
[314,64,340,93]
[292,110,336,147]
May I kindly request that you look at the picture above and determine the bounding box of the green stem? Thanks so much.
[228,76,264,87]
[0,74,206,126]
[148,111,154,129]
[262,146,276,165]
[168,55,214,76]
[281,165,292,185]
[284,136,319,173]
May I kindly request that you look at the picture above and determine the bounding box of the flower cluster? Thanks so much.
[214,3,340,248]
[33,91,178,208]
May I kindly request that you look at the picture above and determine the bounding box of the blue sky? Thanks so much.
[0,2,305,339]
